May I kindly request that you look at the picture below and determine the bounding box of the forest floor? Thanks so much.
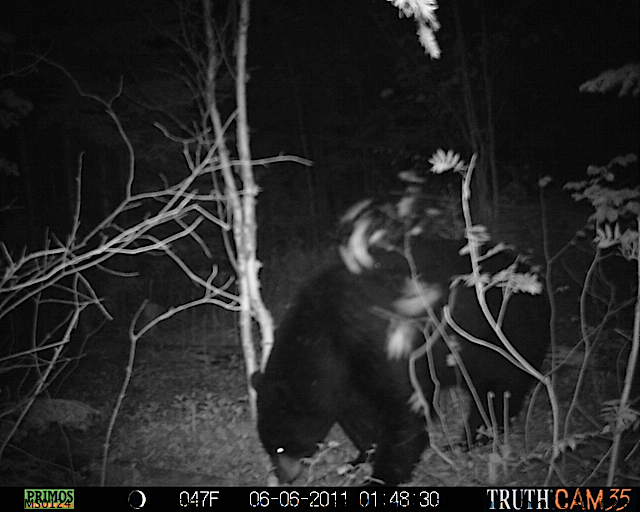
[2,189,638,487]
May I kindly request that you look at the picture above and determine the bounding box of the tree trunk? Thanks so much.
[452,0,495,227]
[202,0,272,422]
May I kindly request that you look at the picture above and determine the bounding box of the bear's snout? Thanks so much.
[272,453,302,483]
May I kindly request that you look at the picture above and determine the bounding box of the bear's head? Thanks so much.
[251,371,335,483]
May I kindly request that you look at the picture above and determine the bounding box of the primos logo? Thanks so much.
[24,489,74,509]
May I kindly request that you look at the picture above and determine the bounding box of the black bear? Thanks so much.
[252,260,442,485]
[252,211,550,485]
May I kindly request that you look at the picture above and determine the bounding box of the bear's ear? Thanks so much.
[250,371,262,391]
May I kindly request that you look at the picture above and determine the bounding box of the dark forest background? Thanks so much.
[2,0,638,256]
[1,0,639,488]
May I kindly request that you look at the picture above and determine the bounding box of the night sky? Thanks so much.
[1,0,639,251]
